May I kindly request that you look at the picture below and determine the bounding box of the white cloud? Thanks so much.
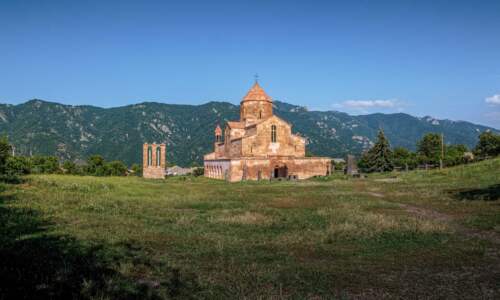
[332,99,406,113]
[342,99,397,109]
[485,94,500,105]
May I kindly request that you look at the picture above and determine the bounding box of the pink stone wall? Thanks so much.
[143,143,166,179]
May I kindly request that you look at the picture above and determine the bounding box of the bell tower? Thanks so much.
[240,81,273,125]
[214,125,222,143]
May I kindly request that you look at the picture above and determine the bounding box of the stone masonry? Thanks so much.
[204,81,331,182]
[143,143,166,179]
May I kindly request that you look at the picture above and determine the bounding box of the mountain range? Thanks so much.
[0,99,497,166]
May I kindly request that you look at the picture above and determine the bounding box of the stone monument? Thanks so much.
[345,154,359,177]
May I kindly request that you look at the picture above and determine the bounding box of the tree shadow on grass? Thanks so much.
[451,184,500,201]
[0,191,201,299]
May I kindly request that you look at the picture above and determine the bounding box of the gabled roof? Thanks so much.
[242,82,272,102]
[254,114,291,127]
[227,121,245,129]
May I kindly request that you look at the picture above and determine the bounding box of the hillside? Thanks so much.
[0,99,497,166]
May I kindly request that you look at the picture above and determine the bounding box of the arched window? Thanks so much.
[271,125,277,143]
[156,147,161,166]
[147,146,152,166]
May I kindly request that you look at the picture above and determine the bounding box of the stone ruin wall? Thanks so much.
[143,143,166,179]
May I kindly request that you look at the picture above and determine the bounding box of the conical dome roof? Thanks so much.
[242,82,272,102]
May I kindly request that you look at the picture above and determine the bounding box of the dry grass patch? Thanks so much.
[319,206,450,241]
[267,197,319,209]
[213,211,273,225]
[176,215,197,226]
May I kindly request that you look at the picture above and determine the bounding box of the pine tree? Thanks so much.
[360,129,394,173]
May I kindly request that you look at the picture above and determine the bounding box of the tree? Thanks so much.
[359,129,394,173]
[474,131,500,159]
[31,156,60,174]
[444,144,468,166]
[332,160,345,172]
[6,156,31,175]
[86,155,107,176]
[0,136,12,174]
[105,161,127,176]
[417,133,442,165]
[131,163,142,176]
[393,147,418,170]
[62,160,80,175]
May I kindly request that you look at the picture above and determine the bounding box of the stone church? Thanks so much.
[204,82,331,182]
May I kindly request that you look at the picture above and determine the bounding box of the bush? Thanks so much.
[0,174,23,184]
[332,161,345,172]
[5,156,31,176]
[192,167,204,177]
[130,164,142,176]
[83,155,128,176]
[31,156,60,174]
[85,155,107,176]
[106,161,128,176]
[62,161,83,175]
[393,147,418,170]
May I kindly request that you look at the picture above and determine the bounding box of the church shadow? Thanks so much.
[450,184,500,202]
[0,191,199,299]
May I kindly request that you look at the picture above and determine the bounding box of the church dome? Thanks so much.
[242,82,272,102]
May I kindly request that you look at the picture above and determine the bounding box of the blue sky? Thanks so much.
[1,0,499,128]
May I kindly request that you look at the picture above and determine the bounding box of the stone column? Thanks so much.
[143,144,148,169]
[151,143,157,167]
[160,144,166,169]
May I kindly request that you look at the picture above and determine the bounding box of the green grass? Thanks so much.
[1,159,499,299]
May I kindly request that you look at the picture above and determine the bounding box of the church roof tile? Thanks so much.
[242,82,272,102]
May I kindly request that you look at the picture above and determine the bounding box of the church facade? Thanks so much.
[204,82,331,182]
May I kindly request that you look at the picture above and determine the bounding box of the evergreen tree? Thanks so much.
[359,129,394,173]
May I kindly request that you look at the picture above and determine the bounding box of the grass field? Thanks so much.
[1,159,499,299]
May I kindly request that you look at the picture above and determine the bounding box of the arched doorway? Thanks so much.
[273,165,288,179]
